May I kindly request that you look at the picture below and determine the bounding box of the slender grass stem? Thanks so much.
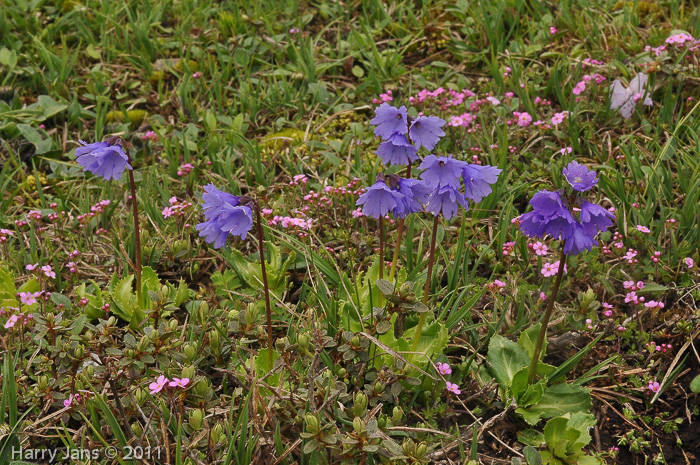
[527,247,567,384]
[410,215,440,352]
[379,216,384,280]
[126,158,142,305]
[389,163,412,282]
[255,203,274,367]
[388,220,404,281]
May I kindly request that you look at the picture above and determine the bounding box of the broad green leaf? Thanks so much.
[519,323,546,360]
[690,374,700,394]
[486,335,530,390]
[517,383,592,426]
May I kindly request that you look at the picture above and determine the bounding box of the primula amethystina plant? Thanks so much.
[410,155,501,351]
[196,184,254,247]
[73,136,143,303]
[196,184,274,365]
[518,161,615,382]
[356,174,430,279]
[75,140,132,181]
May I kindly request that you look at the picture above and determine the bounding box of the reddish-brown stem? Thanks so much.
[255,203,274,366]
[126,159,142,305]
[527,247,567,384]
[410,215,440,352]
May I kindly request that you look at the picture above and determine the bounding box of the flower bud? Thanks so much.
[211,423,225,444]
[134,388,149,406]
[209,330,221,354]
[131,422,143,437]
[304,413,319,433]
[37,375,50,391]
[188,409,204,431]
[184,343,197,362]
[181,365,196,380]
[138,335,150,351]
[392,407,404,424]
[353,417,364,434]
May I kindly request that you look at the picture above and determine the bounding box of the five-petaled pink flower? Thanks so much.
[169,377,190,388]
[648,381,660,394]
[149,375,169,394]
[446,382,461,395]
[436,362,452,375]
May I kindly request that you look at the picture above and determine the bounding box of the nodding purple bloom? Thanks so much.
[394,178,431,217]
[409,116,446,151]
[462,164,502,203]
[563,223,598,255]
[425,185,468,220]
[356,181,404,218]
[418,155,468,189]
[579,201,615,235]
[75,140,132,181]
[196,184,254,248]
[519,190,575,240]
[563,161,598,192]
[519,190,615,255]
[370,103,408,140]
[376,133,418,166]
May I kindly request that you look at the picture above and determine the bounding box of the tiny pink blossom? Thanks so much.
[516,112,532,127]
[64,393,81,408]
[436,362,452,375]
[685,257,695,268]
[169,377,190,388]
[446,382,461,395]
[149,375,170,394]
[26,263,39,271]
[532,241,548,256]
[42,265,56,279]
[648,381,660,393]
[636,225,650,234]
[4,315,19,329]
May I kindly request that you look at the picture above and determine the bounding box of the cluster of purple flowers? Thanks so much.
[357,103,501,220]
[370,102,446,165]
[195,184,254,248]
[518,161,615,255]
[75,139,132,181]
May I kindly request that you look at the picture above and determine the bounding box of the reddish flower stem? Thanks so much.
[255,203,274,367]
[527,247,567,384]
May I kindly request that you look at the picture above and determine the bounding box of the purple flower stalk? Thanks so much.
[563,161,598,192]
[196,184,254,248]
[370,103,408,139]
[409,116,446,151]
[376,133,418,166]
[75,140,132,181]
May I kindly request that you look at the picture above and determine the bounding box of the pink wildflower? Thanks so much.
[436,362,452,375]
[446,382,461,395]
[149,375,169,395]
